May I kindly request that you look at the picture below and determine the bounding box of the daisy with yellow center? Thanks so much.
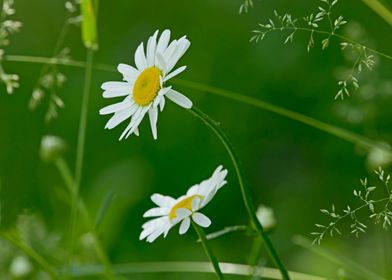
[140,166,228,243]
[99,29,192,140]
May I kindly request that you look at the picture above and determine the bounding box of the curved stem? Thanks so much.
[177,79,392,159]
[69,261,326,280]
[189,106,290,280]
[68,48,94,277]
[1,231,59,279]
[293,236,385,280]
[5,54,392,156]
[192,220,224,280]
[55,158,116,280]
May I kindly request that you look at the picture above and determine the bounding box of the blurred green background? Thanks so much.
[1,0,392,279]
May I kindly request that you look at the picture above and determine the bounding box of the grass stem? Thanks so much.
[192,220,224,280]
[189,106,290,280]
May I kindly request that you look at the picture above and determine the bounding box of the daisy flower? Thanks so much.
[99,29,193,140]
[140,166,228,243]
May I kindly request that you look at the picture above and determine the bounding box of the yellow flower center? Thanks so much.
[169,195,202,220]
[133,67,161,106]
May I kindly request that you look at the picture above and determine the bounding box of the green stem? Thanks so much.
[68,261,327,280]
[361,0,392,27]
[1,231,59,279]
[178,79,392,159]
[189,107,290,280]
[264,26,392,61]
[248,237,264,280]
[191,220,224,280]
[67,48,94,278]
[75,49,94,192]
[4,54,392,156]
[55,158,116,280]
[293,236,385,280]
[0,0,4,20]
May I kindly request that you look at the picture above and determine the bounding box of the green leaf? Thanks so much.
[94,191,115,231]
[81,0,98,50]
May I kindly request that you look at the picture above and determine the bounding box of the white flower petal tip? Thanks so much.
[140,165,227,242]
[179,217,191,234]
[192,212,211,228]
[100,29,191,139]
[166,89,193,109]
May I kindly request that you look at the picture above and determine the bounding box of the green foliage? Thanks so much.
[80,0,98,50]
[0,0,21,94]
[312,167,392,245]
[249,0,391,100]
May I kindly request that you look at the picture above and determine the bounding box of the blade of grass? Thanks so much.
[94,191,115,231]
[178,79,392,159]
[361,0,392,27]
[0,231,59,279]
[190,106,290,280]
[55,158,115,279]
[4,55,392,159]
[293,235,385,280]
[81,0,98,50]
[68,261,327,280]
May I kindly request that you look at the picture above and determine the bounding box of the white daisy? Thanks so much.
[140,166,228,243]
[99,29,193,140]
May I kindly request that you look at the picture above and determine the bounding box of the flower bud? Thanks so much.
[39,135,66,162]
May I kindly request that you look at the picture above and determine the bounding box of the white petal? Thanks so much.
[102,82,130,98]
[175,208,191,219]
[192,212,211,228]
[179,217,190,235]
[142,216,166,229]
[99,98,132,115]
[104,104,137,129]
[192,196,201,212]
[146,228,165,243]
[159,96,165,112]
[163,39,178,62]
[151,194,176,207]
[166,37,190,72]
[163,66,186,82]
[156,29,171,56]
[101,81,129,91]
[143,207,169,217]
[156,52,167,73]
[117,63,139,82]
[135,42,147,71]
[166,89,193,109]
[146,30,158,66]
[120,107,149,140]
[148,106,158,140]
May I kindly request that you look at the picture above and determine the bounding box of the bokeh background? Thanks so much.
[1,0,392,279]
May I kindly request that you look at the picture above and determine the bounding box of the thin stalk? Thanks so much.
[0,0,4,20]
[69,48,94,265]
[1,231,59,279]
[258,26,392,61]
[67,48,94,278]
[293,236,385,280]
[75,49,94,193]
[189,106,290,280]
[54,158,116,280]
[191,220,224,280]
[5,54,392,156]
[248,237,264,280]
[248,236,264,266]
[361,0,392,28]
[178,79,392,158]
[68,261,327,280]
